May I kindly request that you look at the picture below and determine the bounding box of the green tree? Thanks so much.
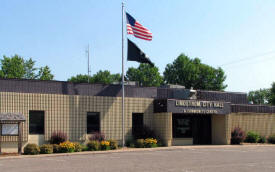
[91,70,121,84]
[163,54,227,90]
[24,58,37,79]
[126,64,163,87]
[0,55,25,78]
[0,54,54,80]
[36,66,54,80]
[269,82,275,105]
[110,73,122,83]
[248,89,271,105]
[68,74,92,83]
[0,70,4,78]
[68,70,121,84]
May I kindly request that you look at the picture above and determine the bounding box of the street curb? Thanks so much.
[0,144,274,160]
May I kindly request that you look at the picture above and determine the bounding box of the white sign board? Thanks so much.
[2,124,18,135]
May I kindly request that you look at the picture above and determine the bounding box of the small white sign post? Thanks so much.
[0,113,25,154]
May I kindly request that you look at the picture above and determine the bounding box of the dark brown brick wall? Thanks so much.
[0,78,247,104]
[231,104,275,113]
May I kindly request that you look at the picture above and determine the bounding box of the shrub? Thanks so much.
[24,143,40,155]
[258,135,267,143]
[89,132,105,142]
[40,144,53,154]
[135,139,145,148]
[144,138,158,148]
[87,140,100,151]
[109,140,118,150]
[50,131,67,145]
[245,131,260,143]
[53,144,61,153]
[157,140,164,147]
[100,141,110,150]
[81,146,89,151]
[73,142,83,152]
[267,134,275,144]
[129,143,135,148]
[126,138,135,147]
[133,125,156,139]
[59,141,75,153]
[231,127,245,144]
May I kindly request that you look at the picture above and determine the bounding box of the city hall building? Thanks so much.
[0,78,275,153]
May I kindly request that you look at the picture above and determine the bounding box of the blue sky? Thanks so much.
[1,0,275,93]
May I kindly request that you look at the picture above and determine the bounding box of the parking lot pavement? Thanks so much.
[0,145,275,172]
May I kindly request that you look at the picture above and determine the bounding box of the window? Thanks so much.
[87,112,100,134]
[132,113,144,138]
[172,114,192,138]
[29,111,44,134]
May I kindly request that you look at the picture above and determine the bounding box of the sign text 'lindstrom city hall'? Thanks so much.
[174,100,228,114]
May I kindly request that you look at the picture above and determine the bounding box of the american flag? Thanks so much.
[126,12,152,41]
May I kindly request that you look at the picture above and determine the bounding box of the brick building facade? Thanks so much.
[0,78,274,152]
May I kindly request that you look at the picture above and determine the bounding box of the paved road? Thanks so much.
[0,146,275,172]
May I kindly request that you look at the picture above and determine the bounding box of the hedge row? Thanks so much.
[231,127,275,144]
[24,140,118,155]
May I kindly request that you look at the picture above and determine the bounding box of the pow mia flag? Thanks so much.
[127,39,154,66]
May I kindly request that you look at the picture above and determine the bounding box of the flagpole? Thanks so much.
[121,2,125,147]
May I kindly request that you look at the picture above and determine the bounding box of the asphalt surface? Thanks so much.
[0,146,275,172]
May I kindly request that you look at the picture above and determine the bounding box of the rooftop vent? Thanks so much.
[161,84,185,89]
[112,81,139,86]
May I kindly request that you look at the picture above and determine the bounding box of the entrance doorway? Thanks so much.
[172,114,212,145]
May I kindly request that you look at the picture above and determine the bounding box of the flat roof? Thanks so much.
[0,78,248,104]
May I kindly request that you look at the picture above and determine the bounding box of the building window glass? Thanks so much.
[132,113,144,138]
[87,112,100,134]
[172,115,192,138]
[29,111,44,135]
